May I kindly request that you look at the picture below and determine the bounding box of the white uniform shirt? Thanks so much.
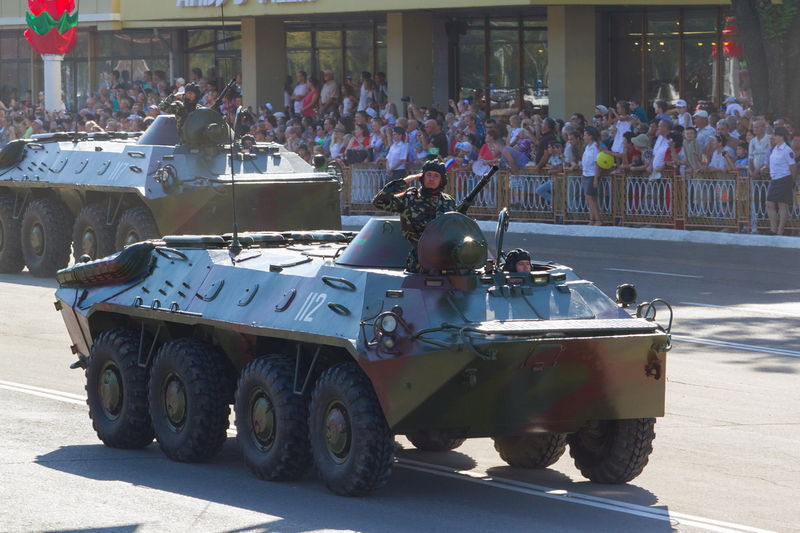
[292,83,308,115]
[581,142,599,177]
[748,134,772,171]
[611,119,632,153]
[386,141,408,171]
[651,135,669,171]
[768,142,795,180]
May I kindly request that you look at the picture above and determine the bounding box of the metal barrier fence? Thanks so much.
[340,163,800,233]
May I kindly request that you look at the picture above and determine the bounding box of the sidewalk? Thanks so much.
[341,216,800,250]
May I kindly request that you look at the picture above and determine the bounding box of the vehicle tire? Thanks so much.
[493,433,567,468]
[21,197,72,277]
[85,328,154,449]
[148,338,230,462]
[114,206,159,250]
[0,196,24,273]
[567,418,656,484]
[309,362,394,496]
[406,429,467,452]
[235,355,312,481]
[72,202,116,262]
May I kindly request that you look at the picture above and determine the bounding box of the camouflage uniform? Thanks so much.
[158,84,201,143]
[372,178,456,272]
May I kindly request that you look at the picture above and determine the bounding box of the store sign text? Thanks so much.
[176,0,315,6]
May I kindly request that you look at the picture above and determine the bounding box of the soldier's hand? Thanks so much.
[404,173,421,184]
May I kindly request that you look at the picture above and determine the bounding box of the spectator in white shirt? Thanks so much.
[693,110,716,151]
[765,127,796,235]
[609,100,634,155]
[723,96,744,117]
[748,119,771,178]
[674,99,693,129]
[383,126,409,181]
[648,119,671,179]
[319,70,340,115]
[291,71,309,116]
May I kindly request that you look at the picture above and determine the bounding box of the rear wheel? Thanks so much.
[72,202,115,262]
[567,418,656,484]
[85,328,154,449]
[115,206,159,249]
[406,429,466,452]
[148,338,230,462]
[0,196,24,273]
[309,363,394,496]
[21,197,72,276]
[493,433,567,468]
[235,355,312,481]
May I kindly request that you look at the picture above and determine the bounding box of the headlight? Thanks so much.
[379,313,398,334]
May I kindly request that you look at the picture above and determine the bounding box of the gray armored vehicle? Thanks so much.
[54,205,672,496]
[0,109,340,277]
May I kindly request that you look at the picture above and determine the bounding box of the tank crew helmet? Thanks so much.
[420,159,448,196]
[504,248,532,272]
[183,83,202,101]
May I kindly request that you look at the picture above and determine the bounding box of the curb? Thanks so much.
[341,216,800,249]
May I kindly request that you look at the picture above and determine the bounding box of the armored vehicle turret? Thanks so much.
[54,211,672,496]
[0,112,340,277]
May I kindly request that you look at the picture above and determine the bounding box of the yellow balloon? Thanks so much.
[596,151,615,170]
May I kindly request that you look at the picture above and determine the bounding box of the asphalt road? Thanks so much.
[1,234,798,533]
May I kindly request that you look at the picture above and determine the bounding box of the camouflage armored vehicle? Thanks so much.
[0,109,340,277]
[54,210,672,496]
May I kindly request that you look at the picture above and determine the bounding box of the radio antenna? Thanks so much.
[221,3,242,260]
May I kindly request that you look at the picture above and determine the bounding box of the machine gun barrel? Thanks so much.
[212,78,238,111]
[457,165,499,214]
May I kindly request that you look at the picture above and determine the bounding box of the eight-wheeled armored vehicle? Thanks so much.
[54,206,672,496]
[0,109,341,277]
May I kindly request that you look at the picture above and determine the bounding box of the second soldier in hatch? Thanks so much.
[372,160,456,272]
[158,82,202,142]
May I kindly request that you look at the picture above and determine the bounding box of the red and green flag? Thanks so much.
[24,0,78,55]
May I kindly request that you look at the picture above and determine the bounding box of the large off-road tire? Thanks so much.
[72,202,116,262]
[493,433,567,468]
[567,418,656,484]
[406,429,467,452]
[21,197,72,277]
[235,355,312,481]
[114,206,159,250]
[148,338,230,462]
[85,328,154,449]
[309,363,394,496]
[0,196,24,273]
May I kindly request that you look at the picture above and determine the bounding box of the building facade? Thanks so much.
[0,0,739,119]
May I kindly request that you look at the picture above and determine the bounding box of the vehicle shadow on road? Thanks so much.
[35,441,674,533]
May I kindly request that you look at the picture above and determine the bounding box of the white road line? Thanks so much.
[679,302,800,319]
[2,381,776,533]
[673,335,800,358]
[0,380,85,400]
[604,267,703,279]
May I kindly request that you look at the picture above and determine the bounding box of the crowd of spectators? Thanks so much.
[0,67,796,232]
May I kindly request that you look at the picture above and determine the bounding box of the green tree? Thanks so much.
[730,0,800,124]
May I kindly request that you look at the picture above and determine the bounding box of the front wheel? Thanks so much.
[235,355,312,481]
[0,196,24,273]
[493,433,567,468]
[72,202,116,262]
[567,418,656,484]
[85,328,154,449]
[309,363,394,496]
[148,338,230,462]
[21,197,72,276]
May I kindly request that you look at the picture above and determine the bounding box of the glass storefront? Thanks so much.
[604,6,743,110]
[456,14,548,112]
[0,32,34,107]
[186,29,241,88]
[286,22,386,83]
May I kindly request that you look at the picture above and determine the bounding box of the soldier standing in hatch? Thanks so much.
[158,82,202,142]
[372,159,456,272]
[503,248,533,273]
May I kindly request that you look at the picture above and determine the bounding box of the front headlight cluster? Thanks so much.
[373,306,405,353]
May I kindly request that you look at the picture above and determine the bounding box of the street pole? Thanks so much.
[41,54,65,112]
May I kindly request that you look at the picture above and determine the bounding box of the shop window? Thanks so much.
[648,38,679,105]
[683,37,715,105]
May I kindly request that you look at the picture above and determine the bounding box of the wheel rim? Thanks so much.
[249,388,276,451]
[124,229,140,247]
[162,373,187,431]
[30,222,45,256]
[578,420,610,455]
[81,227,98,258]
[323,400,351,464]
[98,362,123,420]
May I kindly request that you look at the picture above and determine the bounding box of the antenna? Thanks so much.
[221,3,242,260]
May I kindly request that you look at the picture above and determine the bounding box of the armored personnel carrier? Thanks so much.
[0,109,340,277]
[54,203,672,496]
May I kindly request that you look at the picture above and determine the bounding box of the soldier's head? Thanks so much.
[504,248,532,273]
[421,160,447,196]
[184,83,202,103]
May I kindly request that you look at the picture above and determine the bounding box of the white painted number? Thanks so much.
[294,292,327,322]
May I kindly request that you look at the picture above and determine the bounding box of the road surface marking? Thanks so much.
[672,335,800,358]
[679,302,800,319]
[1,381,777,533]
[605,268,703,279]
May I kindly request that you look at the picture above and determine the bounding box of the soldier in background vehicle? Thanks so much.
[372,159,455,272]
[158,82,202,142]
[503,248,532,273]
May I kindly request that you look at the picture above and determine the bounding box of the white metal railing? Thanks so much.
[626,176,674,217]
[508,173,553,213]
[350,166,386,204]
[685,177,736,219]
[451,169,497,209]
[566,175,611,214]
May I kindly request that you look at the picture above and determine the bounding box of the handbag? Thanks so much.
[345,148,368,165]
